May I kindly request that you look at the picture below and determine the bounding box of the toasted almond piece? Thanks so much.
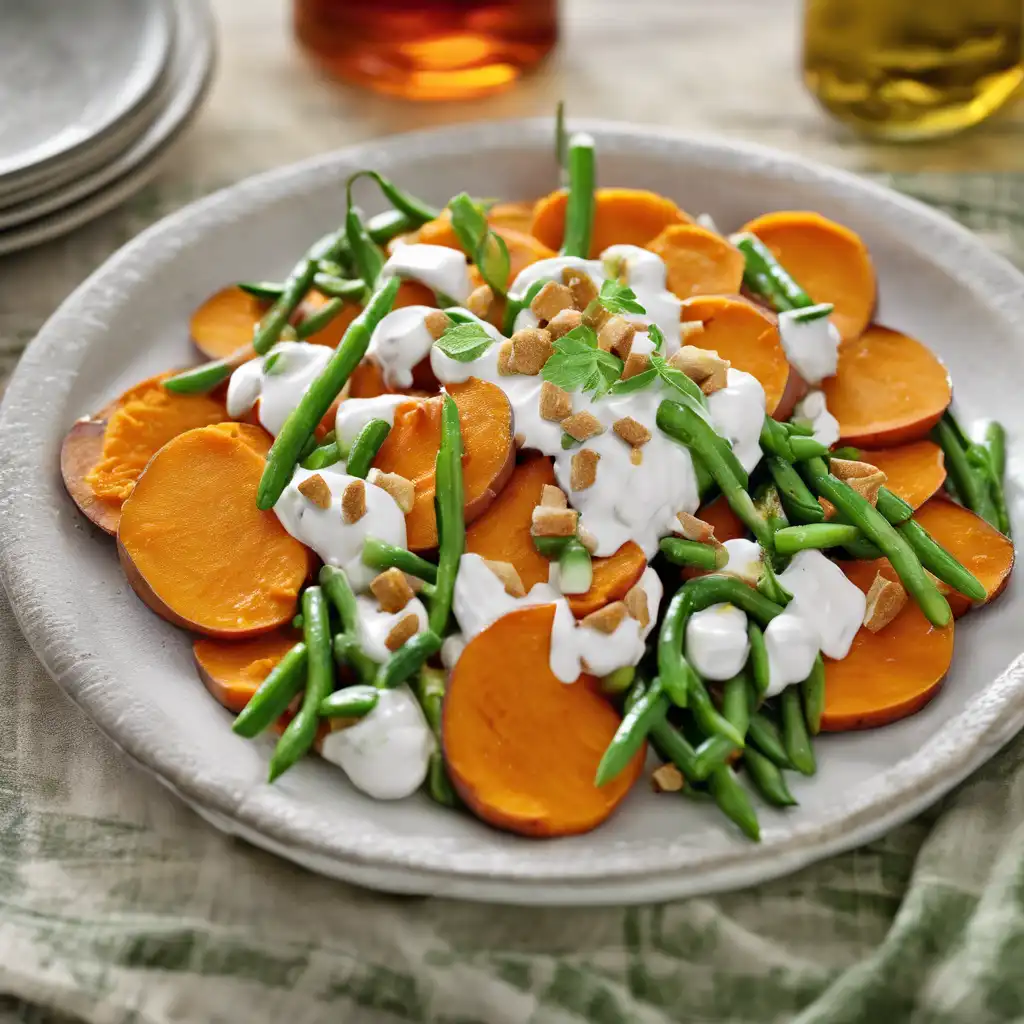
[539,380,573,422]
[424,310,453,341]
[613,416,651,447]
[863,572,908,633]
[819,497,837,520]
[651,763,685,793]
[510,327,553,376]
[483,559,527,598]
[571,449,600,491]
[297,473,332,509]
[563,268,598,310]
[466,284,494,319]
[582,303,610,331]
[679,320,706,343]
[831,459,887,506]
[385,613,420,651]
[621,351,652,381]
[624,584,650,629]
[581,601,628,635]
[530,281,575,322]
[561,410,604,442]
[370,567,415,614]
[668,345,730,395]
[676,511,715,543]
[341,479,367,524]
[531,504,579,537]
[541,484,568,509]
[546,308,583,340]
[367,468,416,514]
[597,316,635,359]
[630,447,643,466]
[497,341,516,375]
[578,526,598,553]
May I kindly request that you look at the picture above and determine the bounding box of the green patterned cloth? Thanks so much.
[1,174,1023,1024]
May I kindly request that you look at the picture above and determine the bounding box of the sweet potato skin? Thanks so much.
[61,418,121,534]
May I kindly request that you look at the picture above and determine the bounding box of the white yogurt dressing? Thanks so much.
[320,685,434,800]
[226,342,333,437]
[686,603,750,681]
[334,393,409,449]
[354,594,429,663]
[776,308,841,386]
[380,242,473,304]
[719,538,764,585]
[365,304,436,389]
[273,466,407,593]
[793,389,840,448]
[705,369,767,474]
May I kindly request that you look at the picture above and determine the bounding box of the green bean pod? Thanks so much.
[766,456,826,524]
[595,677,669,786]
[375,630,442,690]
[649,717,701,782]
[691,735,738,781]
[780,687,816,776]
[785,420,814,437]
[760,416,795,461]
[344,191,386,290]
[600,665,636,696]
[732,233,814,312]
[319,684,379,718]
[347,170,441,227]
[801,655,826,736]
[503,278,549,335]
[361,538,439,583]
[232,642,308,738]
[747,702,792,768]
[295,297,346,339]
[932,414,999,529]
[690,676,745,748]
[875,487,913,525]
[722,671,751,739]
[428,394,465,635]
[743,747,797,807]
[773,523,860,555]
[238,280,287,300]
[896,519,986,601]
[301,441,343,471]
[658,537,728,571]
[985,420,1007,480]
[657,589,698,708]
[708,766,761,840]
[320,565,377,685]
[561,133,596,259]
[747,622,770,698]
[789,436,830,460]
[311,274,366,301]
[345,418,391,479]
[162,355,238,395]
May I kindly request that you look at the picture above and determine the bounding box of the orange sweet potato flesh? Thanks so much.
[739,211,877,342]
[487,201,536,235]
[860,441,946,510]
[194,630,297,712]
[372,378,515,551]
[699,495,748,543]
[820,325,952,447]
[190,286,268,360]
[443,604,645,837]
[530,188,693,258]
[681,295,801,419]
[567,543,646,618]
[118,422,310,638]
[821,558,954,731]
[647,224,745,299]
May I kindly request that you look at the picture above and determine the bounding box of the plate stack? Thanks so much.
[0,0,215,256]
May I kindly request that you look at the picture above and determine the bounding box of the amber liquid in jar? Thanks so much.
[295,0,558,101]
[804,0,1024,140]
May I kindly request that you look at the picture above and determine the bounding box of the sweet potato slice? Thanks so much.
[681,295,800,419]
[859,441,946,510]
[190,286,268,360]
[530,188,692,258]
[567,543,647,618]
[911,498,1014,617]
[62,420,121,534]
[443,604,645,836]
[194,630,298,712]
[821,558,954,731]
[372,378,514,551]
[486,200,536,235]
[698,495,748,543]
[820,325,951,447]
[739,211,876,342]
[118,422,310,637]
[647,224,746,299]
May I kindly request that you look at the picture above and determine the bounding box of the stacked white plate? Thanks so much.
[0,0,215,256]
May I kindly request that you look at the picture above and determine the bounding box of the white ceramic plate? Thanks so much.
[1,121,1022,906]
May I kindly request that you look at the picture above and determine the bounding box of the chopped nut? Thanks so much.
[578,526,598,553]
[679,320,706,343]
[483,559,526,598]
[514,432,526,449]
[581,601,628,634]
[531,505,579,538]
[546,308,583,340]
[297,473,332,509]
[541,484,568,508]
[621,351,651,381]
[370,567,415,614]
[571,448,600,490]
[863,572,907,633]
[582,303,610,331]
[831,459,887,506]
[624,584,650,629]
[613,416,651,447]
[424,310,452,341]
[497,341,516,375]
[676,511,715,543]
[563,268,598,310]
[509,327,553,375]
[651,763,685,793]
[561,410,604,442]
[465,284,494,319]
[367,469,415,514]
[819,497,837,520]
[630,447,643,466]
[668,345,730,395]
[530,281,575,322]
[341,479,366,524]
[385,613,420,651]
[539,380,573,422]
[597,316,636,359]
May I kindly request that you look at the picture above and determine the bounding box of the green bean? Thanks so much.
[414,667,457,806]
[447,193,510,296]
[690,675,745,747]
[162,354,240,394]
[875,486,913,525]
[753,482,787,526]
[347,170,441,227]
[897,519,986,601]
[708,766,760,840]
[760,416,796,461]
[319,684,379,718]
[258,276,400,509]
[801,457,951,628]
[361,538,438,583]
[773,523,860,555]
[747,709,792,768]
[757,559,792,607]
[830,446,861,461]
[601,665,636,696]
[312,274,366,301]
[238,280,287,300]
[932,414,999,529]
[691,735,738,781]
[649,718,701,782]
[561,133,596,259]
[658,537,728,571]
[301,441,343,470]
[789,436,830,460]
[295,297,347,339]
[268,587,334,781]
[292,613,304,630]
[532,535,572,559]
[345,418,391,479]
[747,622,770,698]
[743,747,797,807]
[298,429,331,463]
[785,420,814,436]
[780,687,816,776]
[801,655,825,736]
[722,671,751,738]
[366,208,417,245]
[985,420,1006,480]
[554,100,568,180]
[595,677,669,786]
[375,630,442,689]
[232,642,308,738]
[558,539,593,594]
[319,565,377,685]
[503,278,549,335]
[344,193,386,290]
[428,394,465,635]
[733,233,814,312]
[766,456,826,524]
[657,589,697,708]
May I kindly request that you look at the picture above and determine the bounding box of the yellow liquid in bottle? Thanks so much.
[804,0,1024,140]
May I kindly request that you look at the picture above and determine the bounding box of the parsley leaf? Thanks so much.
[448,192,510,298]
[650,353,707,407]
[542,324,623,398]
[435,321,494,363]
[647,323,665,353]
[608,367,658,394]
[599,279,646,316]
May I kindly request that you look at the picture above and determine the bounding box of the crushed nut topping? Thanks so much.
[546,308,583,340]
[370,567,415,614]
[651,763,685,793]
[563,268,598,310]
[597,316,636,360]
[675,511,715,543]
[530,280,575,322]
[578,526,598,553]
[621,351,652,380]
[668,345,730,395]
[561,410,604,442]
[531,505,579,538]
[624,584,650,629]
[830,459,887,506]
[341,479,367,524]
[423,310,453,341]
[630,447,643,466]
[297,473,332,509]
[571,448,601,491]
[465,283,494,319]
[581,601,628,634]
[818,497,837,520]
[679,320,706,343]
[539,380,573,422]
[863,572,907,633]
[613,416,651,447]
[509,327,554,375]
[385,613,420,651]
[367,469,415,514]
[497,340,516,376]
[483,559,527,598]
[541,484,568,508]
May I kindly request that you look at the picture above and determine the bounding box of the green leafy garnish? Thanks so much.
[789,302,834,324]
[648,323,665,353]
[448,192,510,298]
[650,352,707,407]
[561,432,580,449]
[542,324,623,398]
[608,367,658,394]
[598,279,646,316]
[435,321,494,363]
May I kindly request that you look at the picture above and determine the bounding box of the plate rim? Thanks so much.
[2,118,1023,904]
